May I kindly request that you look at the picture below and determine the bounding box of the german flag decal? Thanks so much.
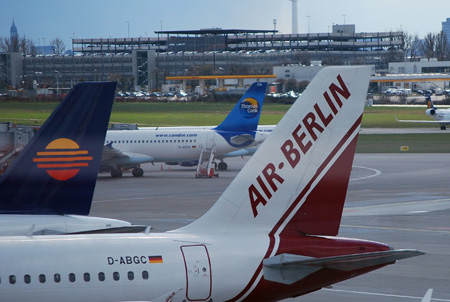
[148,256,163,264]
[33,138,92,181]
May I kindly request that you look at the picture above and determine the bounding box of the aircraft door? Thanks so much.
[206,132,215,150]
[180,245,212,301]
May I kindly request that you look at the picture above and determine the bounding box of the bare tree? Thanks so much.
[285,79,298,92]
[402,32,412,61]
[19,37,36,55]
[26,40,37,56]
[409,35,422,61]
[226,64,250,75]
[402,32,423,61]
[0,36,16,52]
[0,37,8,52]
[421,31,450,60]
[422,32,437,59]
[294,51,311,66]
[50,38,66,55]
[0,36,36,55]
[401,32,411,52]
[435,30,449,61]
[18,37,28,55]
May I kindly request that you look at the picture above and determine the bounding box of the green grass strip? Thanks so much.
[357,133,450,153]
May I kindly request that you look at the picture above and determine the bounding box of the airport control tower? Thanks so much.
[290,0,299,34]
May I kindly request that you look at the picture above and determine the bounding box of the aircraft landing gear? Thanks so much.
[132,167,144,177]
[111,169,123,178]
[441,125,447,130]
[217,161,228,171]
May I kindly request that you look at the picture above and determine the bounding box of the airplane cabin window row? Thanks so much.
[106,139,196,144]
[2,270,149,285]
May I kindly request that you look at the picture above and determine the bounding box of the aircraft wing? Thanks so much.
[263,250,424,285]
[101,144,155,168]
[69,225,149,234]
[219,146,259,159]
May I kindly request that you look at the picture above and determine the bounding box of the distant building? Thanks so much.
[73,27,402,55]
[389,58,450,74]
[273,61,376,86]
[35,46,54,55]
[10,20,18,40]
[8,20,19,53]
[442,18,450,41]
[332,24,355,34]
[0,53,23,88]
[2,27,405,92]
[273,62,325,84]
[372,59,450,92]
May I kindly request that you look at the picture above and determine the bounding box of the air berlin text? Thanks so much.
[248,74,351,217]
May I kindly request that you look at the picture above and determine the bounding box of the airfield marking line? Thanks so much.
[350,165,381,181]
[323,288,450,301]
[93,191,223,203]
[341,224,450,234]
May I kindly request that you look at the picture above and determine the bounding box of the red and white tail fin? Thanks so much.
[179,66,371,236]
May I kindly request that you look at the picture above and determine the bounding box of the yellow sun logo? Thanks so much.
[32,138,93,181]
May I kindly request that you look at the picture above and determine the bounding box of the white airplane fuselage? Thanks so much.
[0,230,388,302]
[105,129,268,163]
[0,232,265,302]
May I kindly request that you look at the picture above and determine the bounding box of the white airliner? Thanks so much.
[0,67,422,302]
[396,96,450,130]
[102,82,268,177]
[0,82,135,235]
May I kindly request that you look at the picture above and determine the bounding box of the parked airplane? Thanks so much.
[0,67,422,302]
[396,96,450,130]
[144,125,277,163]
[138,125,276,170]
[0,82,136,236]
[101,82,268,177]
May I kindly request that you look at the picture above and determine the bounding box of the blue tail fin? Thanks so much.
[0,82,116,215]
[214,82,267,132]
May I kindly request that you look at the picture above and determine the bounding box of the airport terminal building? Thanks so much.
[1,26,404,93]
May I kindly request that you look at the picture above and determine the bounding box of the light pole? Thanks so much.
[55,71,60,96]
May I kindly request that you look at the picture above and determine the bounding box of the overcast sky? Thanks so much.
[1,0,449,49]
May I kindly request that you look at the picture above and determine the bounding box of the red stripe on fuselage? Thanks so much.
[226,115,362,302]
